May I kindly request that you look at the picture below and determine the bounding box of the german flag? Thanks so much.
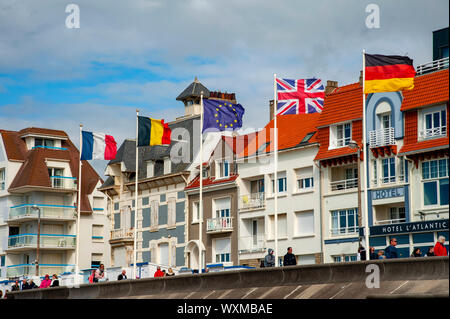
[364,54,416,93]
[138,116,171,146]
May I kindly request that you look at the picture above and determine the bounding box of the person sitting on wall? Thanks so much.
[117,270,127,280]
[154,266,165,277]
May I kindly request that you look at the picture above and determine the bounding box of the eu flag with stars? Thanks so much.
[202,99,245,133]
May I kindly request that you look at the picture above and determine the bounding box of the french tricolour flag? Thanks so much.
[81,131,117,160]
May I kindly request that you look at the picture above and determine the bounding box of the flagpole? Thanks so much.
[75,124,82,285]
[273,73,278,267]
[362,50,370,254]
[134,109,139,279]
[199,93,204,274]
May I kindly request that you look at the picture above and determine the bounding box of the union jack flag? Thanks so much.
[276,78,325,115]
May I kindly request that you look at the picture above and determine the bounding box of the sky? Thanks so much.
[0,0,448,176]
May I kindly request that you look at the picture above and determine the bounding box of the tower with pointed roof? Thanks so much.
[176,77,210,117]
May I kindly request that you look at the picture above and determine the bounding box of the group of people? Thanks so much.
[154,266,175,277]
[1,274,59,298]
[262,247,297,267]
[360,236,448,260]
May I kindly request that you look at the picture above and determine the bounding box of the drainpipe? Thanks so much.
[313,160,324,264]
[404,156,415,221]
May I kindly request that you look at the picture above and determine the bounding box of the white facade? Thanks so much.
[0,131,110,280]
[237,145,322,266]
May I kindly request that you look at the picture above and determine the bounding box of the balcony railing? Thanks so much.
[206,217,233,233]
[419,126,447,140]
[7,234,76,250]
[110,228,134,241]
[375,218,406,225]
[369,127,395,148]
[372,175,405,186]
[330,226,359,236]
[6,264,75,278]
[50,176,77,190]
[416,57,449,75]
[239,192,265,211]
[330,178,358,191]
[238,234,266,253]
[8,204,76,221]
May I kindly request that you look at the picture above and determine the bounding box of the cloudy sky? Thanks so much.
[0,0,448,175]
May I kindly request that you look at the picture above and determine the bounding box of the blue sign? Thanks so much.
[370,219,449,236]
[372,187,404,200]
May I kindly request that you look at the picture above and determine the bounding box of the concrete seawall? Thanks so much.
[7,257,449,299]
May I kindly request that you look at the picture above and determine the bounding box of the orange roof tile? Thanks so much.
[401,69,449,111]
[237,113,320,158]
[398,137,449,155]
[317,83,363,128]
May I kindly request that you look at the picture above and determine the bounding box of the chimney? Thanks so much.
[325,80,338,95]
[359,70,363,87]
[269,100,274,121]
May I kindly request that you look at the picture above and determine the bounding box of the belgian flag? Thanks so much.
[364,54,416,93]
[138,116,171,146]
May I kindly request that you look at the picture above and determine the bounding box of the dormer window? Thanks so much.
[330,122,351,149]
[35,138,54,148]
[216,160,230,179]
[420,106,447,140]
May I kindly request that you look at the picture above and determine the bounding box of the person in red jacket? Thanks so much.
[434,236,448,256]
[154,266,165,277]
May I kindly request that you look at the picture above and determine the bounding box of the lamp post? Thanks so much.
[32,206,41,276]
[348,141,362,246]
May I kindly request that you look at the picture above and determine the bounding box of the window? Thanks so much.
[295,211,314,236]
[331,208,358,235]
[372,160,378,185]
[389,207,406,222]
[345,168,358,180]
[269,213,287,239]
[380,113,391,129]
[257,142,270,154]
[382,157,396,183]
[202,167,208,179]
[92,225,104,241]
[250,179,264,193]
[331,123,351,148]
[300,132,315,144]
[93,197,104,211]
[164,158,171,175]
[333,256,342,263]
[35,138,54,148]
[422,108,447,139]
[48,167,64,188]
[151,200,159,226]
[422,159,449,206]
[91,253,102,268]
[271,172,287,194]
[214,197,231,218]
[146,161,154,178]
[159,243,169,266]
[215,238,231,263]
[297,177,314,191]
[192,201,200,222]
[344,255,358,262]
[167,197,176,227]
[217,160,230,178]
[0,168,5,190]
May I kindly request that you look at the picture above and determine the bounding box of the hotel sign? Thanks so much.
[370,219,449,236]
[372,187,404,200]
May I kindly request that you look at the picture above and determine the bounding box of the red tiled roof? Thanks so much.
[185,174,238,190]
[401,69,449,111]
[398,137,449,155]
[18,127,69,138]
[316,83,362,127]
[222,132,257,155]
[2,129,101,213]
[237,113,320,158]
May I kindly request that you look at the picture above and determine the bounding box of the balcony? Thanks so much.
[416,57,449,75]
[330,226,359,236]
[372,175,405,186]
[50,176,77,191]
[6,264,75,278]
[239,192,265,211]
[206,217,233,233]
[369,127,395,148]
[8,204,76,222]
[7,234,76,252]
[374,218,406,225]
[110,228,134,243]
[330,178,358,192]
[419,126,447,140]
[238,234,266,253]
